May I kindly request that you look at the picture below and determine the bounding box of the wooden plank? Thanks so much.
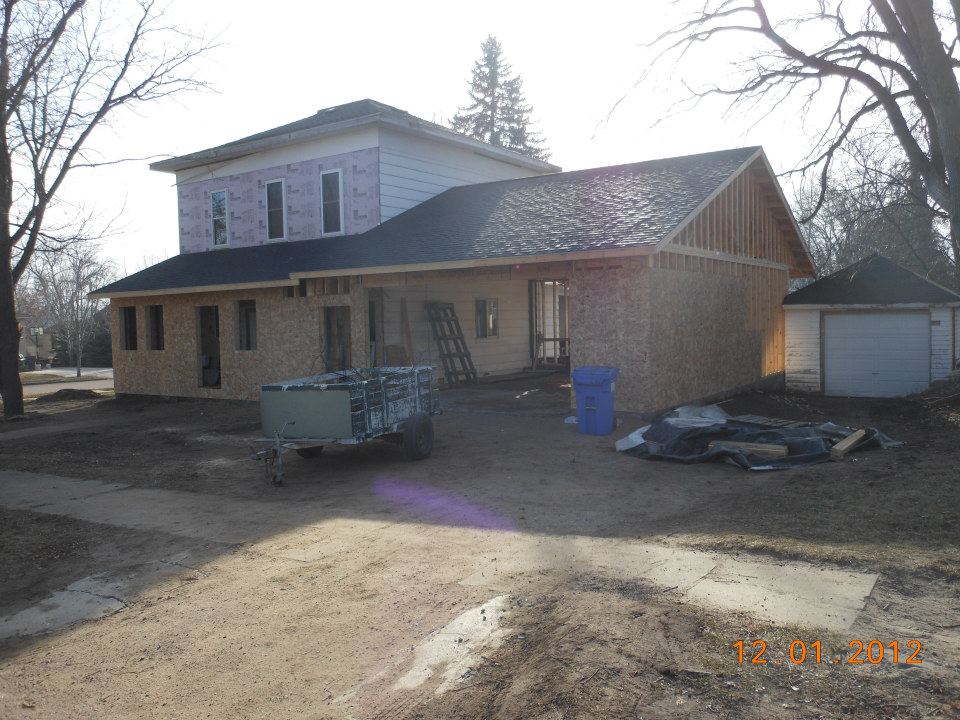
[708,441,789,459]
[400,297,414,365]
[830,429,867,460]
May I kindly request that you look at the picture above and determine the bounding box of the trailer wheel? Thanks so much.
[403,414,434,460]
[296,446,324,459]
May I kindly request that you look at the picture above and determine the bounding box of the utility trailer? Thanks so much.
[251,366,440,485]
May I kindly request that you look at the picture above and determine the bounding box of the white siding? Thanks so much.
[955,307,960,366]
[379,277,530,376]
[378,128,543,222]
[931,306,953,381]
[785,309,821,392]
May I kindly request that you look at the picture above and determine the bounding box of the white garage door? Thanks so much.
[823,312,930,397]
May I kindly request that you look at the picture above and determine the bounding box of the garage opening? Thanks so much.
[823,311,930,397]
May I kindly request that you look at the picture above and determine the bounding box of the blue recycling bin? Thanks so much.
[571,365,620,436]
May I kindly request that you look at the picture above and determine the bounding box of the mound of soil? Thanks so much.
[34,388,102,403]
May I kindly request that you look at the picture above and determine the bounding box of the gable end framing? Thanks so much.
[656,149,815,278]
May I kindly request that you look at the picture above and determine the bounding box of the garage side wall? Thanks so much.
[642,264,774,411]
[785,309,821,392]
[569,257,787,414]
[110,284,367,401]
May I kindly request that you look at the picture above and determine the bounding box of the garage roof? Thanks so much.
[783,254,960,306]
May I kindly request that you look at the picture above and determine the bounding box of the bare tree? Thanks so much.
[799,139,953,281]
[30,242,112,376]
[0,0,209,418]
[652,1,960,283]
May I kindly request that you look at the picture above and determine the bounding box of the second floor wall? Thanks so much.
[177,146,380,253]
[172,124,548,254]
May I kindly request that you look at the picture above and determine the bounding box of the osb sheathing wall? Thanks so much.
[642,262,785,411]
[110,283,367,401]
[568,258,652,411]
[569,258,788,413]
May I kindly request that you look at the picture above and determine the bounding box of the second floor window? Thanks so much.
[266,180,284,240]
[321,170,342,235]
[211,190,228,246]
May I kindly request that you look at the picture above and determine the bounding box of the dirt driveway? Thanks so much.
[0,377,958,719]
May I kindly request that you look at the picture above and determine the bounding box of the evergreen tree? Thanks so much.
[451,36,549,161]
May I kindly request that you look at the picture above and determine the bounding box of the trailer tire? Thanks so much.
[403,414,434,460]
[296,446,324,459]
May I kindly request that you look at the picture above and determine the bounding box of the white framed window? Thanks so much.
[320,169,343,235]
[211,189,228,246]
[265,179,285,240]
[475,298,498,338]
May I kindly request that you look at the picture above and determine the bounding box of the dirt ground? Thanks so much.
[1,376,958,719]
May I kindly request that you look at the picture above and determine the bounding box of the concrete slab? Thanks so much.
[394,595,512,694]
[459,535,877,631]
[0,470,879,632]
[0,471,314,546]
[0,576,126,640]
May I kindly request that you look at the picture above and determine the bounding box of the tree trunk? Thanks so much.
[0,256,24,417]
[76,328,82,377]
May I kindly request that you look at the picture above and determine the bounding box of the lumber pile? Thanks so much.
[707,440,788,459]
[830,428,867,460]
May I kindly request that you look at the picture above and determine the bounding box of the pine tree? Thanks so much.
[451,36,549,161]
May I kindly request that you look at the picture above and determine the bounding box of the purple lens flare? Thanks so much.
[372,477,516,531]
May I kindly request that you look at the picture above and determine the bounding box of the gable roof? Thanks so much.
[150,98,558,174]
[94,146,812,297]
[783,254,960,306]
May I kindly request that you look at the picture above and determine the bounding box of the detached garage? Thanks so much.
[784,255,960,397]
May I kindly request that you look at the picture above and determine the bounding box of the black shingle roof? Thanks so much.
[150,99,559,173]
[97,147,767,296]
[190,100,428,156]
[783,254,960,306]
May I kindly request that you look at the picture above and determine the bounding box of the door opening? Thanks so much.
[325,306,352,371]
[368,288,384,366]
[529,279,570,369]
[198,305,221,388]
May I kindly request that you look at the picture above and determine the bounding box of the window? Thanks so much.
[320,170,342,235]
[265,180,285,240]
[120,306,138,350]
[475,298,498,338]
[211,189,228,246]
[283,279,309,298]
[320,276,350,295]
[147,305,164,350]
[237,300,257,350]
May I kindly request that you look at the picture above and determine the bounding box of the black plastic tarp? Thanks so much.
[618,407,901,471]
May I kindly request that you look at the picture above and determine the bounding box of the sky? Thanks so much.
[64,0,821,273]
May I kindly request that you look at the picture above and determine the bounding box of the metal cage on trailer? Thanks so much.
[251,366,441,485]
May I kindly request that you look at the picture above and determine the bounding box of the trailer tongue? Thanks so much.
[251,366,440,485]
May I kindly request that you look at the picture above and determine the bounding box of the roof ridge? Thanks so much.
[436,146,764,195]
[869,253,960,300]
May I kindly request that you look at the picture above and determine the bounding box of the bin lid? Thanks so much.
[572,365,620,383]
